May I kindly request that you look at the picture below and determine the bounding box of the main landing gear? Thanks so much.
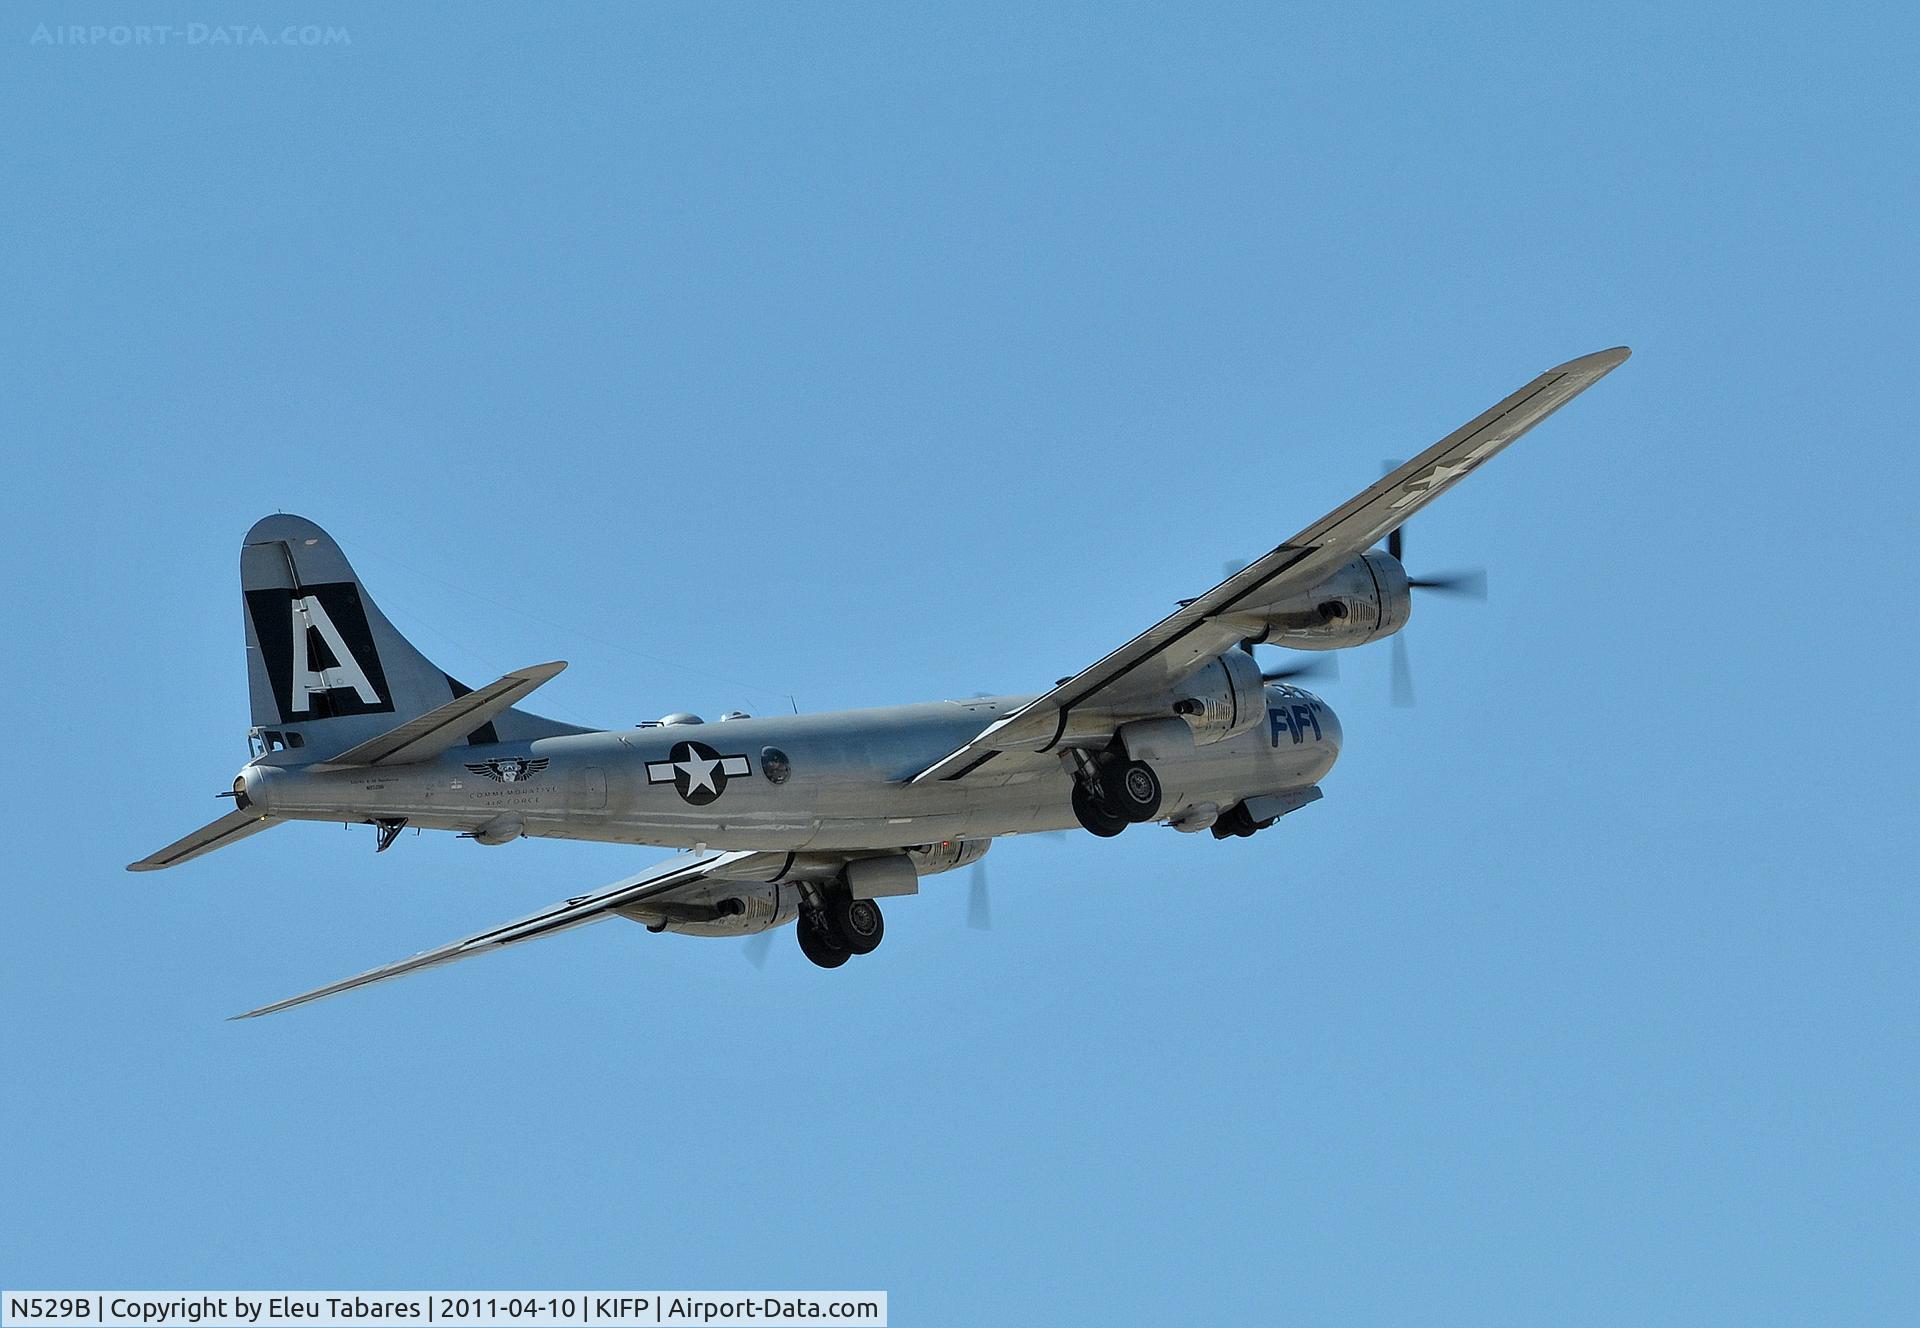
[1210,803,1276,839]
[796,883,886,969]
[1068,748,1163,837]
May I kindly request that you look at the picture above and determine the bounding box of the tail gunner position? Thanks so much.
[133,348,1629,1016]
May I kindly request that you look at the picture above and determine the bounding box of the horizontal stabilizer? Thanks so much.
[128,806,283,872]
[316,661,567,769]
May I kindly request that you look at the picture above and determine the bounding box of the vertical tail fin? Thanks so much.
[240,515,589,759]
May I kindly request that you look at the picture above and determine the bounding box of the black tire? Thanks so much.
[1104,759,1163,823]
[1071,781,1128,837]
[796,910,850,968]
[1211,804,1253,839]
[831,894,885,955]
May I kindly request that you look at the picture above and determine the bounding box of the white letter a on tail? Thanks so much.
[289,593,380,712]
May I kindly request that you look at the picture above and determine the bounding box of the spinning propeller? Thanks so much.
[1379,459,1488,707]
[1259,652,1339,684]
[1387,525,1488,600]
[967,859,992,930]
[742,928,775,969]
[1223,458,1491,706]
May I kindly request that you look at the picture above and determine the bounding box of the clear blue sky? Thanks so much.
[3,5,1913,1324]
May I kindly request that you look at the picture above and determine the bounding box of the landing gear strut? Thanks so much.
[1068,749,1163,835]
[795,883,886,968]
[373,818,408,853]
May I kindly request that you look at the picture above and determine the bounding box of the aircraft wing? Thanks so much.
[231,848,784,1018]
[911,347,1630,783]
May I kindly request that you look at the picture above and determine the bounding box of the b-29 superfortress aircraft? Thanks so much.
[132,348,1629,1016]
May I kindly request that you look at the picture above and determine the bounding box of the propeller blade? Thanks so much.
[1408,569,1488,600]
[1381,461,1405,561]
[968,861,992,931]
[1391,634,1415,708]
[743,930,774,969]
[1262,653,1340,683]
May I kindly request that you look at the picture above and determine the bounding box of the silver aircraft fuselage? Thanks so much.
[243,685,1340,851]
[132,348,1631,1014]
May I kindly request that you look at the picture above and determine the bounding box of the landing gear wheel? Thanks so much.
[796,909,851,968]
[1209,804,1274,839]
[831,894,885,955]
[1211,805,1253,839]
[1072,781,1128,837]
[1104,760,1163,823]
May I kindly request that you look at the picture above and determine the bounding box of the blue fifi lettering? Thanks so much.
[1293,702,1321,741]
[1269,706,1299,745]
[1269,704,1324,746]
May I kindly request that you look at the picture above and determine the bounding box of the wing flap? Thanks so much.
[230,848,772,1018]
[316,661,567,769]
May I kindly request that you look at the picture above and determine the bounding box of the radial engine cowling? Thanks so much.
[617,881,799,937]
[1171,646,1268,744]
[1247,551,1411,651]
[907,839,989,877]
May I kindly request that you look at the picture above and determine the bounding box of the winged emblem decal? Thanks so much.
[464,756,550,784]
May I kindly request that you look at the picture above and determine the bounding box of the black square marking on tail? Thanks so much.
[245,581,394,721]
[446,674,501,746]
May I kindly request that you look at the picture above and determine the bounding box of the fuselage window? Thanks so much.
[761,747,791,785]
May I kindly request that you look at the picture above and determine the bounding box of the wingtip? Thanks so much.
[228,1001,285,1020]
[1553,346,1632,377]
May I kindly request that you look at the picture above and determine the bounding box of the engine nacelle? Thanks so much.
[624,881,800,937]
[1246,551,1411,651]
[906,839,989,877]
[1170,646,1268,744]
